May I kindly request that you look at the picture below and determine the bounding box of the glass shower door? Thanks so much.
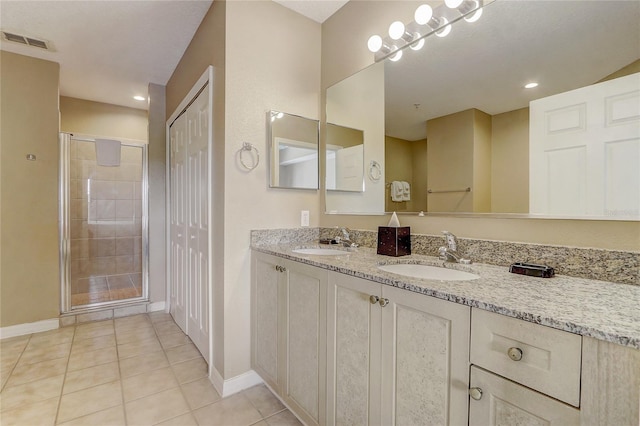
[60,134,148,311]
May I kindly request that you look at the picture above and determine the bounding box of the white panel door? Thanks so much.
[530,72,640,218]
[169,113,188,332]
[186,87,210,361]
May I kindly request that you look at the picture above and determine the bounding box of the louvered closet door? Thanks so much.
[186,88,210,361]
[170,113,188,332]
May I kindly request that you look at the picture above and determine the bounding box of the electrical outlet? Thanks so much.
[301,210,310,227]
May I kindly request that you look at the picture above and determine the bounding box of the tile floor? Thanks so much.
[0,312,301,426]
[71,273,143,306]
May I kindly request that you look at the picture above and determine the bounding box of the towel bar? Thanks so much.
[427,187,471,194]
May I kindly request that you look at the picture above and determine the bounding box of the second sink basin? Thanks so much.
[292,248,349,256]
[378,263,480,281]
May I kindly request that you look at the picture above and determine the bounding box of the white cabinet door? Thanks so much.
[283,260,327,426]
[530,72,640,218]
[252,252,284,392]
[381,285,470,426]
[469,366,580,426]
[326,272,382,426]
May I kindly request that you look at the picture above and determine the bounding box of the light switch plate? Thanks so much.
[301,210,310,227]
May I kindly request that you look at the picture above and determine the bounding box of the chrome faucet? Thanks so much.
[335,227,358,248]
[438,231,472,264]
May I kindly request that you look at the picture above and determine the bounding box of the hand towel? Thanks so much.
[95,139,121,167]
[402,181,411,201]
[391,181,404,202]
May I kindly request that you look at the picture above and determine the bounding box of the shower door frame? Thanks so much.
[59,132,150,313]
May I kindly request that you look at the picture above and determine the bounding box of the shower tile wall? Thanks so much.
[69,140,143,306]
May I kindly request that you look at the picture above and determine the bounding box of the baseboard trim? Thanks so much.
[0,318,59,340]
[146,301,166,313]
[209,368,264,398]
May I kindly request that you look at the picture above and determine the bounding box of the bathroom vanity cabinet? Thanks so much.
[252,250,640,426]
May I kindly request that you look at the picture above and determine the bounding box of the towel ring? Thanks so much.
[368,160,382,182]
[238,142,259,171]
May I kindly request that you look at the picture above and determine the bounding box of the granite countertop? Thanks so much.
[252,243,640,350]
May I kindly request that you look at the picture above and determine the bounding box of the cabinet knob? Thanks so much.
[379,298,390,307]
[507,347,523,361]
[469,387,483,401]
[369,295,380,304]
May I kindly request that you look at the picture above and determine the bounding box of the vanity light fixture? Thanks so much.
[524,82,539,89]
[368,0,490,62]
[270,111,285,122]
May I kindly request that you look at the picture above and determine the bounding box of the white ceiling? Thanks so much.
[0,0,344,111]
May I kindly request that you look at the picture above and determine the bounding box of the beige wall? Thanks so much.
[165,0,322,380]
[385,136,428,212]
[319,0,640,251]
[1,52,60,327]
[491,107,529,213]
[60,96,147,141]
[473,109,492,212]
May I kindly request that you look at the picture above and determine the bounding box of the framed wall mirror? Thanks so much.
[324,0,640,219]
[268,110,319,190]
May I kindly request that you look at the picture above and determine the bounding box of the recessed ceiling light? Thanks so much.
[524,82,539,89]
[133,95,146,101]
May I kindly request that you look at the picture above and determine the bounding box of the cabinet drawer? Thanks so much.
[471,309,582,406]
[469,366,580,426]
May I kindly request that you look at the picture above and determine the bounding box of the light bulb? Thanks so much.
[464,4,483,22]
[389,48,403,62]
[277,112,284,119]
[445,0,464,8]
[367,35,383,53]
[409,33,425,51]
[414,4,433,25]
[389,21,405,40]
[524,82,539,89]
[435,17,451,37]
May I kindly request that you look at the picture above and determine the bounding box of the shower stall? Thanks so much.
[59,133,148,312]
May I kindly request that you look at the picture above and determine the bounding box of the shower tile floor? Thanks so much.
[71,273,142,306]
[0,313,299,425]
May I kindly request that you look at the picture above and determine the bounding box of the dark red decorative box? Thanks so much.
[377,226,411,257]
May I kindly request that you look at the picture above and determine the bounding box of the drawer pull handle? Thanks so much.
[379,298,390,307]
[369,295,380,304]
[508,347,523,361]
[469,387,483,401]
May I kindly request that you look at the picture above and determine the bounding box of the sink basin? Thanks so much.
[292,248,350,256]
[378,263,480,281]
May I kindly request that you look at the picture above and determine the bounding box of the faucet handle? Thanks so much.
[441,230,457,251]
[341,227,350,240]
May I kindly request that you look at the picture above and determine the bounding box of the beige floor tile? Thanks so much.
[114,314,151,331]
[115,326,157,345]
[159,331,191,350]
[1,368,10,391]
[74,321,114,341]
[117,337,162,359]
[119,350,169,378]
[63,361,120,394]
[0,336,29,357]
[0,396,58,426]
[164,342,202,365]
[1,352,21,371]
[193,393,262,426]
[155,412,198,426]
[244,384,285,418]
[171,357,208,384]
[28,327,74,348]
[7,357,67,387]
[153,321,182,336]
[251,422,269,426]
[125,387,190,426]
[57,380,122,423]
[122,366,179,402]
[70,333,116,355]
[264,410,303,426]
[0,374,64,412]
[67,346,117,372]
[181,377,221,410]
[57,405,125,426]
[18,342,71,366]
[148,312,174,324]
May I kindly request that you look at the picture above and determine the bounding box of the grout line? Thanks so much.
[0,334,32,393]
[53,323,76,425]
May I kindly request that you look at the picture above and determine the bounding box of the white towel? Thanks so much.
[95,139,121,167]
[391,181,404,202]
[402,181,411,201]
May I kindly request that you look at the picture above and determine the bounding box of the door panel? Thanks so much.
[170,113,187,332]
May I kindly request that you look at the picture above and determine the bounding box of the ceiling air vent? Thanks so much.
[1,31,50,50]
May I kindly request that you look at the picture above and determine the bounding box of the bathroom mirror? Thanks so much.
[325,0,640,219]
[268,110,319,190]
[326,123,365,192]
